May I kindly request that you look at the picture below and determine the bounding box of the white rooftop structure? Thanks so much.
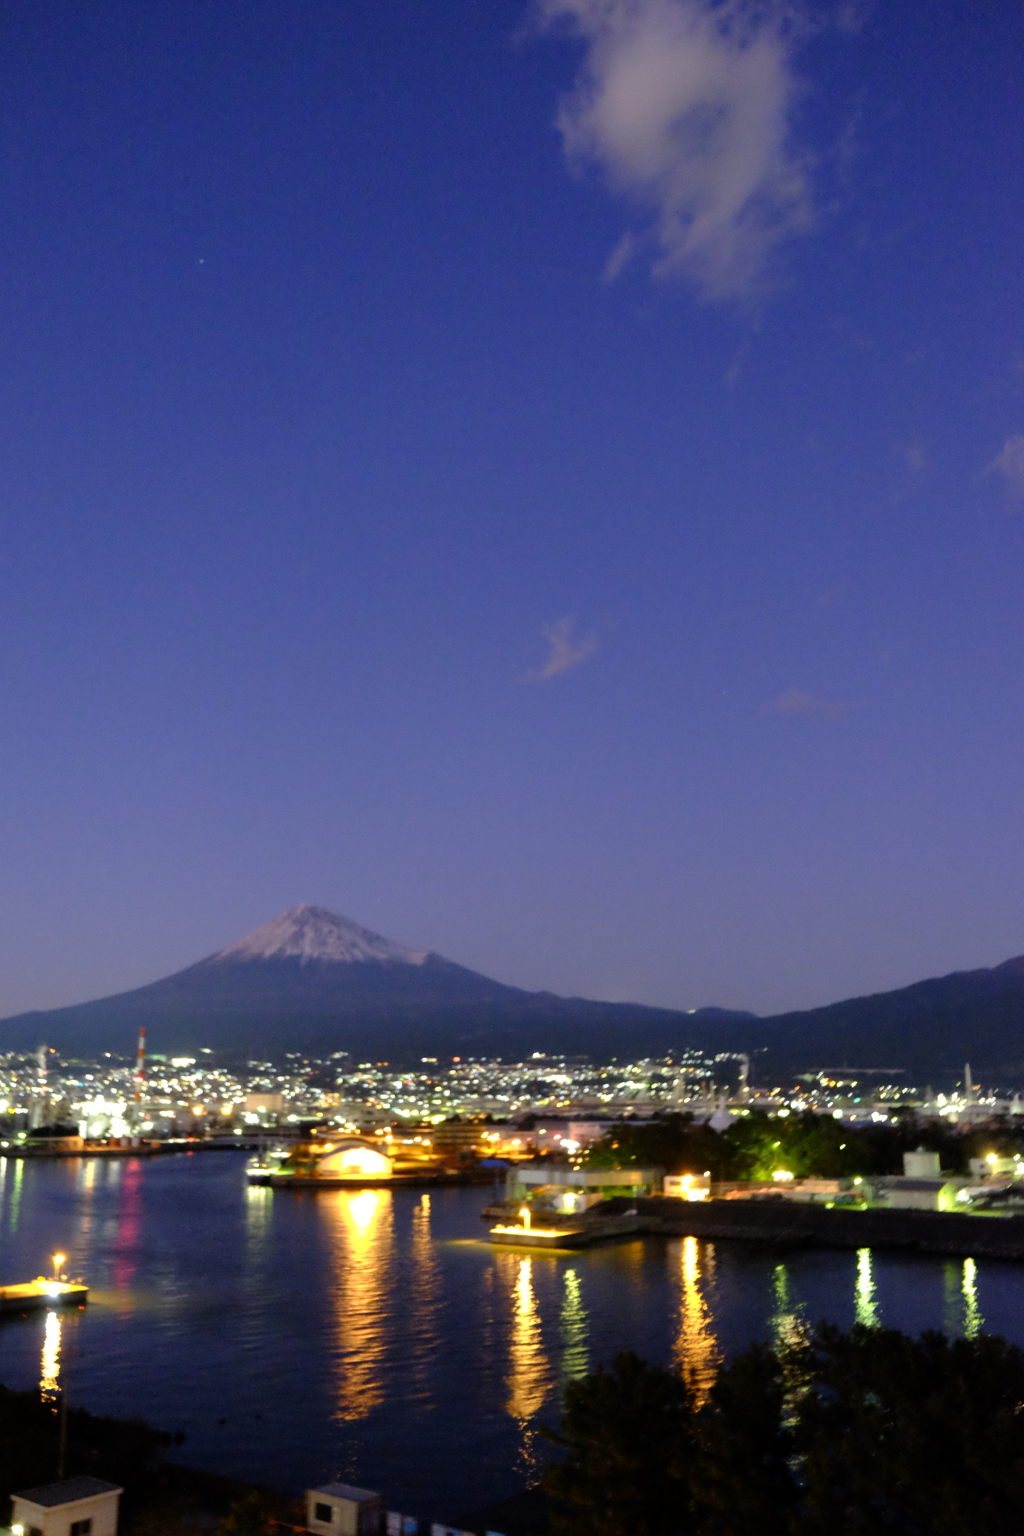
[11,1478,122,1536]
[307,1483,382,1536]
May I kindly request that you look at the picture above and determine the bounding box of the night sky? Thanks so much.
[1,0,1022,1019]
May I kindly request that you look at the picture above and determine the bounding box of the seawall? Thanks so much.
[596,1195,1024,1261]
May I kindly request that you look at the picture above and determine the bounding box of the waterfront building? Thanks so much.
[243,1092,285,1124]
[868,1147,963,1210]
[903,1148,942,1178]
[252,1127,447,1183]
[306,1484,382,1536]
[872,1176,961,1211]
[663,1173,711,1201]
[10,1479,122,1536]
[505,1161,659,1212]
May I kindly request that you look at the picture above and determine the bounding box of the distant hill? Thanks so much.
[749,955,1024,1079]
[0,905,748,1061]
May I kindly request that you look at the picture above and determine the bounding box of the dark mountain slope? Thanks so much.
[754,956,1024,1076]
[0,905,745,1060]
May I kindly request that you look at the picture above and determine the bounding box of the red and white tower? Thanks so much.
[133,1026,146,1104]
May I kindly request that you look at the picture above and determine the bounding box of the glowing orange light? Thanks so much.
[319,1145,393,1178]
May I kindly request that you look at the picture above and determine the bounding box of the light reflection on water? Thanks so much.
[5,1159,24,1232]
[324,1189,395,1422]
[672,1235,720,1405]
[112,1160,143,1293]
[963,1257,983,1338]
[409,1194,441,1403]
[559,1268,588,1382]
[855,1247,879,1328]
[502,1254,554,1484]
[40,1310,61,1404]
[2,1155,1023,1519]
[245,1182,273,1243]
[772,1261,805,1352]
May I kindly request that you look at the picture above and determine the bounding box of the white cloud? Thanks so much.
[987,434,1024,497]
[767,687,853,720]
[526,617,599,680]
[538,0,812,298]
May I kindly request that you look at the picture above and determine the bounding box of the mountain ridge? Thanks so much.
[2,905,1024,1076]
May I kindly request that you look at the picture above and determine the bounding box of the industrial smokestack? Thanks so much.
[133,1026,146,1103]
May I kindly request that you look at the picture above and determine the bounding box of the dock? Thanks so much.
[0,1279,88,1315]
[489,1210,644,1249]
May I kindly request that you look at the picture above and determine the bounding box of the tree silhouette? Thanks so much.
[543,1351,695,1536]
[544,1324,1024,1535]
[789,1323,1024,1536]
[690,1343,796,1536]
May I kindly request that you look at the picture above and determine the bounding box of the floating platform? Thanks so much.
[489,1212,643,1249]
[247,1170,484,1190]
[0,1279,88,1314]
[490,1224,590,1249]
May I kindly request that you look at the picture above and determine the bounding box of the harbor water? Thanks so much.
[1,1151,1022,1520]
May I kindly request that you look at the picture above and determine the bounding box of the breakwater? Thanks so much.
[596,1195,1024,1261]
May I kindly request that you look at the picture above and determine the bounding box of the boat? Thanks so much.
[0,1255,88,1314]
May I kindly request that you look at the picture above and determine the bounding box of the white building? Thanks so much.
[306,1483,382,1536]
[873,1176,960,1211]
[11,1478,122,1536]
[506,1161,659,1212]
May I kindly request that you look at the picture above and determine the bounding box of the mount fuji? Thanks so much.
[7,905,1023,1075]
[0,904,735,1060]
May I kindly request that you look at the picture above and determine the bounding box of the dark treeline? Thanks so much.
[544,1324,1024,1536]
[582,1110,1024,1181]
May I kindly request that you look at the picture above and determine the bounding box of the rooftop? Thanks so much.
[311,1484,379,1504]
[14,1479,122,1509]
[875,1177,953,1191]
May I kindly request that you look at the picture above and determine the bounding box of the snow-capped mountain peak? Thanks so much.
[209,904,429,966]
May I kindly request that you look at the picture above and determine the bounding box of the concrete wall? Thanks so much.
[610,1194,1024,1260]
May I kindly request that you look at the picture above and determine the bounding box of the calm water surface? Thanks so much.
[1,1152,1022,1519]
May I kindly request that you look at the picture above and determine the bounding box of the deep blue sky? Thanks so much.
[0,0,1022,1019]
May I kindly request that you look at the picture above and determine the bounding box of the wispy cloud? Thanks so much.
[766,687,854,720]
[537,0,812,298]
[987,434,1024,497]
[526,617,599,680]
